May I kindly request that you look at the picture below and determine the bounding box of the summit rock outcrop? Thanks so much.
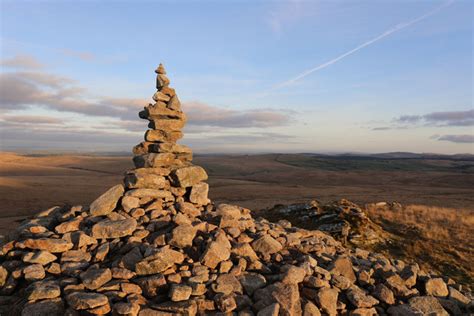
[0,65,472,315]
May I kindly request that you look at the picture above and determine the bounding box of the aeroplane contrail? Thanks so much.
[263,0,455,94]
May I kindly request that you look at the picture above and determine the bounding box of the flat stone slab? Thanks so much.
[92,218,137,239]
[89,184,124,216]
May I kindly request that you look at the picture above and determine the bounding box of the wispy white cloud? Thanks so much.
[263,0,454,94]
[1,54,44,69]
[1,115,64,125]
[183,101,292,128]
[61,49,95,61]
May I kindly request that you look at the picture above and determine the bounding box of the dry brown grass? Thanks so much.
[367,204,474,285]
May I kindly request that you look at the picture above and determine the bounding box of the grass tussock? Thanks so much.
[367,204,474,285]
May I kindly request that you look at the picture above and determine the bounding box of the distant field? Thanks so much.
[0,152,473,234]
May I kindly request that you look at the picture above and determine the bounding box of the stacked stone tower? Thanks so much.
[124,63,210,214]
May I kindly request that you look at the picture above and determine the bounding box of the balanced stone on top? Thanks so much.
[155,63,166,74]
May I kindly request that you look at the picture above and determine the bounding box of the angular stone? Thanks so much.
[232,242,259,261]
[438,298,463,316]
[161,86,175,97]
[329,256,356,283]
[212,274,241,295]
[152,91,170,102]
[133,153,176,168]
[111,267,135,279]
[155,63,166,74]
[0,266,8,287]
[189,182,209,205]
[448,286,470,306]
[21,238,73,253]
[88,302,111,315]
[267,282,301,316]
[65,231,97,249]
[133,140,151,155]
[135,247,184,275]
[152,301,197,314]
[315,287,338,315]
[170,166,208,188]
[134,167,171,176]
[168,95,181,111]
[385,273,413,297]
[135,274,167,298]
[92,218,137,239]
[121,282,142,294]
[21,298,64,316]
[113,302,140,316]
[216,204,241,219]
[27,280,60,300]
[258,303,280,316]
[89,184,124,216]
[145,129,183,142]
[169,224,196,248]
[387,304,421,316]
[23,251,57,265]
[156,74,170,89]
[23,263,45,281]
[148,142,191,154]
[150,118,184,130]
[125,188,174,201]
[125,172,167,189]
[346,286,379,308]
[55,217,82,234]
[351,308,377,316]
[121,196,140,212]
[175,202,200,217]
[372,283,395,305]
[302,300,321,316]
[80,268,112,290]
[137,308,164,316]
[239,272,267,296]
[280,265,306,284]
[94,243,109,262]
[169,284,192,301]
[425,278,449,297]
[201,232,231,269]
[66,292,108,310]
[400,264,418,288]
[215,293,237,312]
[408,296,449,315]
[61,250,91,262]
[252,235,283,257]
[331,274,352,290]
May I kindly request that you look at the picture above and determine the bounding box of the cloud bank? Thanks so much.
[0,54,295,151]
[436,134,474,144]
[395,109,474,127]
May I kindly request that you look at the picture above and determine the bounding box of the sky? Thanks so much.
[0,0,473,154]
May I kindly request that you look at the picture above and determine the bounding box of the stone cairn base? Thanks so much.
[0,65,472,316]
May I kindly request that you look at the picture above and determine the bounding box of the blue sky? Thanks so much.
[0,0,473,154]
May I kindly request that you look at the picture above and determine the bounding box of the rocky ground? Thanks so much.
[1,65,472,315]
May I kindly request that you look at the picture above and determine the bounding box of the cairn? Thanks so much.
[0,65,472,315]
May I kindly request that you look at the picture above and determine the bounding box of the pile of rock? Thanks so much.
[1,65,472,316]
[261,199,387,247]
